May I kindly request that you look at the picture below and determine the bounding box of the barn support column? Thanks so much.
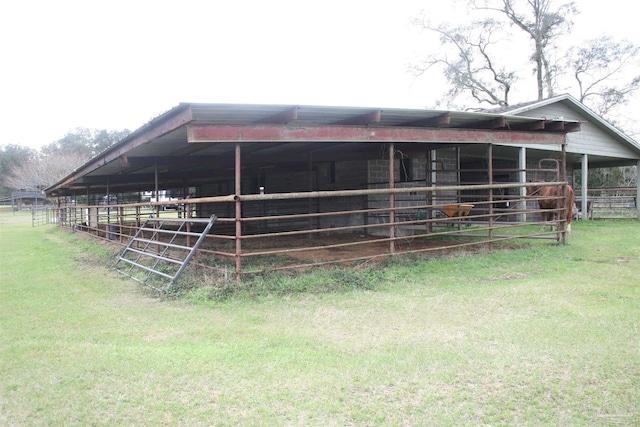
[636,160,640,220]
[425,149,433,233]
[389,143,395,255]
[106,180,111,235]
[581,154,589,220]
[308,152,314,236]
[560,143,568,244]
[183,176,191,246]
[488,144,494,248]
[235,143,242,282]
[519,147,527,222]
[84,186,90,228]
[429,149,438,229]
[154,158,160,217]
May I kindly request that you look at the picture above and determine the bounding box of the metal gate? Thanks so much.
[116,214,217,291]
[31,207,53,227]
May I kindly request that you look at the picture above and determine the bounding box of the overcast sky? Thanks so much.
[1,0,638,149]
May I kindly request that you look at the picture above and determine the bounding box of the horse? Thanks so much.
[526,181,575,232]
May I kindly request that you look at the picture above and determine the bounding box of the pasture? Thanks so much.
[0,209,638,425]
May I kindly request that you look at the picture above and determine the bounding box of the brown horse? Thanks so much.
[527,181,575,232]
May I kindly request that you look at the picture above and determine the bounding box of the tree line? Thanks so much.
[0,128,130,198]
[410,0,638,187]
[411,0,639,123]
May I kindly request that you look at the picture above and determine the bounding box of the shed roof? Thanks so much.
[46,103,580,197]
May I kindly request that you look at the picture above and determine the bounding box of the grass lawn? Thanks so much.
[1,209,639,425]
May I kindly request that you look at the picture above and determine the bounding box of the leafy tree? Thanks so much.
[41,127,130,158]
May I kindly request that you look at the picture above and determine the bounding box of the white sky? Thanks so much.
[1,0,638,149]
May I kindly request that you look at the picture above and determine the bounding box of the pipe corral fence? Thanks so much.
[574,187,638,219]
[49,165,576,284]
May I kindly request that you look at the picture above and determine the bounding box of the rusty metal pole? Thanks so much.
[637,160,640,220]
[488,144,494,249]
[235,143,242,282]
[561,142,568,244]
[183,177,191,247]
[308,152,314,238]
[425,149,432,233]
[456,146,462,231]
[154,158,160,218]
[389,143,395,255]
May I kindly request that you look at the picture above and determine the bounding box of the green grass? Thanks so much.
[1,210,639,425]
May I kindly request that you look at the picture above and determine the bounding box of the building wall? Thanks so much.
[518,103,640,159]
[315,160,369,230]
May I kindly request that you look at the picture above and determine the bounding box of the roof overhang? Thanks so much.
[45,103,580,197]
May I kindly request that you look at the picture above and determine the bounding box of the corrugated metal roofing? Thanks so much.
[45,102,581,196]
[183,102,576,128]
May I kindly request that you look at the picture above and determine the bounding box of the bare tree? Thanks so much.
[567,36,640,117]
[4,151,88,191]
[470,0,578,100]
[618,166,638,188]
[3,127,130,192]
[411,18,516,108]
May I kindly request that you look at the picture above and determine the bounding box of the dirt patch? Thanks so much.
[240,233,483,263]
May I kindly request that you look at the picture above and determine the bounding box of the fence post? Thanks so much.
[235,143,242,282]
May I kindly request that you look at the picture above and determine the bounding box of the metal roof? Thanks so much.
[46,102,581,196]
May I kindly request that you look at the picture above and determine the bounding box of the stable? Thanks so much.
[43,99,635,286]
[483,94,640,219]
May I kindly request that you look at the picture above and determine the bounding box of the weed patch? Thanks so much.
[177,266,384,304]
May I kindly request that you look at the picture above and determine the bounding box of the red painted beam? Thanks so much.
[187,124,566,145]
